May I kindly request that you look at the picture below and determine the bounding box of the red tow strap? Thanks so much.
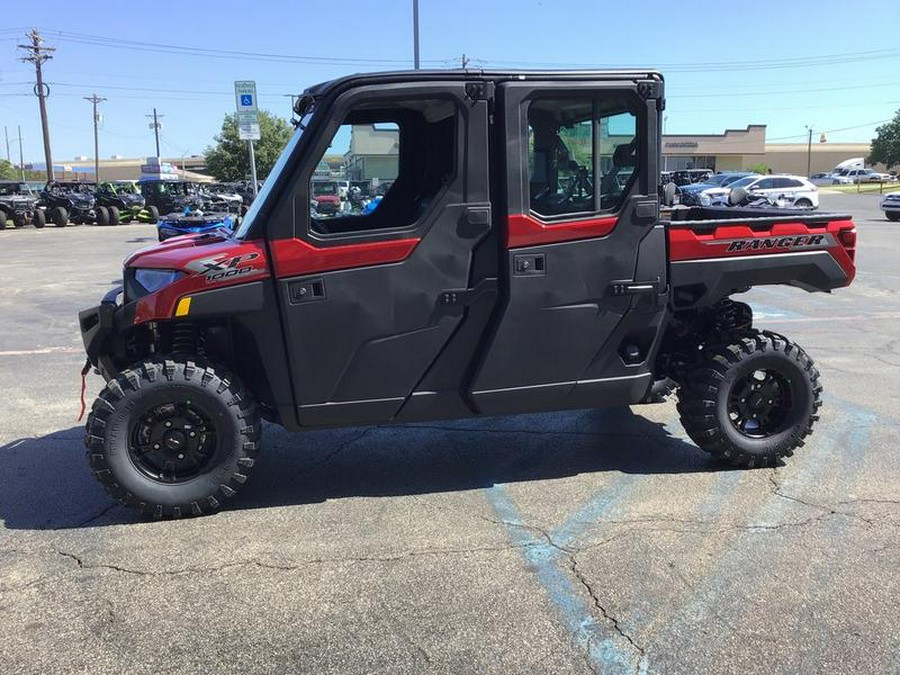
[77,359,91,422]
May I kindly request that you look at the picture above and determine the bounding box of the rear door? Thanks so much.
[270,82,494,426]
[469,78,668,414]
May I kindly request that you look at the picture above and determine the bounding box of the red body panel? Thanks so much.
[506,213,618,248]
[270,237,420,279]
[131,238,269,325]
[668,218,857,283]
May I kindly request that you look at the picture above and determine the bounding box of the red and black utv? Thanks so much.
[79,70,856,517]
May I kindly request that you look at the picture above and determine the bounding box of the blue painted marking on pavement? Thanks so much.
[748,302,804,320]
[486,484,647,675]
[552,479,636,548]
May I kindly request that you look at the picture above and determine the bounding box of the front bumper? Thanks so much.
[78,286,134,381]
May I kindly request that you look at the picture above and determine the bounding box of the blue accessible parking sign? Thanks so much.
[240,94,253,107]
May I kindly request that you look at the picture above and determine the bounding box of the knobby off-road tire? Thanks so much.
[49,206,67,227]
[887,213,900,222]
[147,205,160,224]
[85,358,262,518]
[676,330,821,467]
[107,205,120,225]
[95,206,110,227]
[32,209,46,228]
[0,211,6,229]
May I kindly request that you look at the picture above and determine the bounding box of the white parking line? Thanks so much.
[0,347,82,356]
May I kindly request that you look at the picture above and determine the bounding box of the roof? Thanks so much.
[303,68,664,98]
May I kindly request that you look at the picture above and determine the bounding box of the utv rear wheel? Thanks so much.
[107,205,120,225]
[49,206,67,227]
[85,359,262,518]
[676,330,821,467]
[12,212,27,228]
[32,210,46,228]
[147,205,160,224]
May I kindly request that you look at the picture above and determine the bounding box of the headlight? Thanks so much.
[699,194,712,206]
[133,268,185,294]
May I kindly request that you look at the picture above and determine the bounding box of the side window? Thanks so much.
[308,98,457,236]
[528,96,639,218]
[755,178,775,190]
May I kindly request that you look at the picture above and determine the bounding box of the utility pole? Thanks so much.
[146,108,163,158]
[805,125,813,177]
[84,94,107,182]
[4,126,10,164]
[413,0,420,69]
[460,53,469,68]
[17,29,56,181]
[17,126,25,181]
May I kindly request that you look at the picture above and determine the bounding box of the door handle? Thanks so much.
[513,253,546,276]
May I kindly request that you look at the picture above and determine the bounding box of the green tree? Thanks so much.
[0,159,16,180]
[746,162,770,175]
[869,110,900,170]
[204,110,293,181]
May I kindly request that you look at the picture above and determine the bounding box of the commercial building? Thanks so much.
[661,125,887,175]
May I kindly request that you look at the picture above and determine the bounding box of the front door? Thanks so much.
[470,79,669,414]
[271,83,493,426]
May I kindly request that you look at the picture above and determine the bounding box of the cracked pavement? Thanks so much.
[1,193,899,674]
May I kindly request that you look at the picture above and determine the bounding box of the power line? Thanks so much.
[47,29,450,67]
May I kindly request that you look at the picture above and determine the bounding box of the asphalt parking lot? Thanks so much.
[1,192,898,675]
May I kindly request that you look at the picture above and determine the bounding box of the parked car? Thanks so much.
[671,169,713,186]
[832,168,891,185]
[808,172,834,186]
[881,192,900,221]
[679,172,758,206]
[0,180,46,229]
[701,174,819,208]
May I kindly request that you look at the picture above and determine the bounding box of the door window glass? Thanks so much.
[308,99,457,236]
[528,96,638,217]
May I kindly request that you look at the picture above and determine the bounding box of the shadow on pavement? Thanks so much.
[0,406,730,531]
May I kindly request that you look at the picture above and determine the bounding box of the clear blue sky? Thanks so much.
[1,0,897,164]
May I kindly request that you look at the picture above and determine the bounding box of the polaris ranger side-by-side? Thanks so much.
[79,70,857,517]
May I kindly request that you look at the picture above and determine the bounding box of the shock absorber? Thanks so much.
[171,322,205,357]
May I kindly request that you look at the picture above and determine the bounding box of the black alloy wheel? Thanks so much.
[129,400,219,484]
[727,368,792,438]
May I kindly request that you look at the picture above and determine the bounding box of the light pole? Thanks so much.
[805,125,813,177]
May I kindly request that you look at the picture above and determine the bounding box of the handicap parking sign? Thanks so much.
[240,94,253,107]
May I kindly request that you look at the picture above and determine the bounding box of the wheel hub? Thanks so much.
[728,368,793,438]
[129,401,217,483]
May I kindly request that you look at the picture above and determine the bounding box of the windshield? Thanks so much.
[728,176,758,189]
[0,183,27,196]
[234,109,314,239]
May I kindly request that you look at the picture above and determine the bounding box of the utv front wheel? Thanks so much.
[85,359,262,517]
[147,205,160,224]
[677,331,821,467]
